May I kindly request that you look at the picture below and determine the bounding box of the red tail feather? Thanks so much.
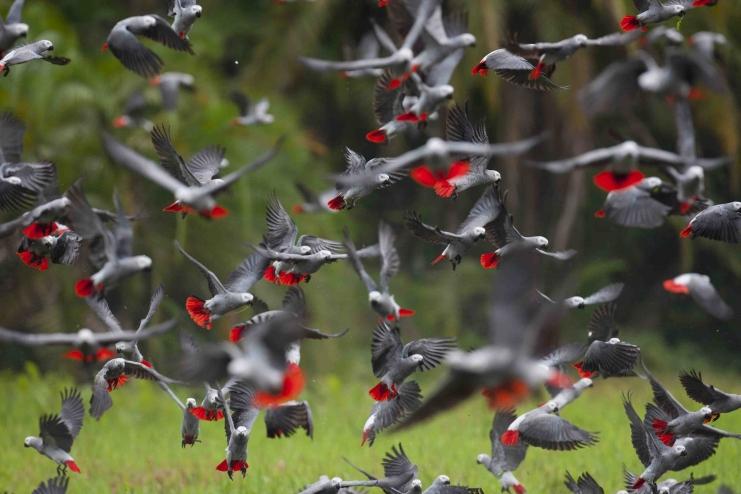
[215,459,229,471]
[162,201,194,215]
[65,460,81,473]
[107,375,128,392]
[593,170,644,192]
[254,363,306,407]
[190,406,224,421]
[365,129,387,144]
[229,325,246,343]
[368,382,393,401]
[202,205,229,219]
[433,181,455,198]
[292,204,305,214]
[22,222,58,240]
[112,115,128,128]
[278,272,306,286]
[95,348,116,361]
[679,225,693,238]
[63,349,85,362]
[663,279,690,295]
[482,380,529,410]
[446,160,470,180]
[17,250,49,271]
[620,15,640,32]
[692,0,714,6]
[185,296,212,329]
[573,362,595,379]
[480,252,499,270]
[140,359,153,368]
[651,418,668,434]
[547,371,573,389]
[74,278,95,298]
[410,166,438,187]
[513,485,526,494]
[594,209,606,219]
[327,195,346,211]
[529,62,543,81]
[378,0,388,6]
[396,112,421,123]
[398,308,415,318]
[386,78,401,91]
[632,478,646,489]
[101,42,109,52]
[263,265,279,283]
[361,430,369,446]
[471,61,488,76]
[431,253,446,266]
[500,430,520,446]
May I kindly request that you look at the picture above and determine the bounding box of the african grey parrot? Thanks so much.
[368,322,455,401]
[476,410,528,494]
[89,358,180,420]
[344,443,421,494]
[325,148,405,211]
[296,475,378,494]
[499,378,597,450]
[537,282,624,309]
[679,369,741,415]
[16,225,82,271]
[0,0,28,55]
[157,380,200,447]
[0,112,57,212]
[0,40,70,76]
[31,476,70,494]
[168,0,202,39]
[564,471,611,494]
[663,273,733,320]
[292,181,339,215]
[216,383,256,479]
[595,177,680,229]
[150,71,195,111]
[345,221,413,321]
[264,400,314,439]
[405,185,501,269]
[680,202,740,243]
[624,395,691,491]
[65,185,152,298]
[112,90,155,130]
[102,131,281,219]
[642,365,741,447]
[24,388,84,475]
[472,48,564,91]
[420,475,483,494]
[230,91,274,126]
[481,188,576,269]
[175,240,268,329]
[620,0,716,32]
[507,30,639,82]
[102,15,193,78]
[623,469,716,494]
[150,125,228,215]
[362,381,422,447]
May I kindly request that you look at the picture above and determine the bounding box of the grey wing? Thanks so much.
[404,211,460,244]
[137,284,165,332]
[102,132,183,194]
[528,146,617,173]
[111,192,133,258]
[381,443,418,480]
[0,112,25,163]
[425,46,464,87]
[402,337,456,371]
[373,71,404,124]
[264,193,298,250]
[224,251,270,293]
[485,211,522,248]
[175,241,227,295]
[688,276,733,320]
[264,401,313,438]
[60,181,108,241]
[583,283,624,306]
[378,221,400,291]
[230,91,251,116]
[581,340,640,376]
[59,388,84,439]
[299,235,345,254]
[343,147,368,175]
[0,327,82,346]
[0,163,55,210]
[159,79,180,111]
[150,124,195,185]
[690,205,740,244]
[39,414,74,452]
[6,0,25,24]
[374,381,422,434]
[139,15,193,53]
[586,303,618,340]
[344,233,378,293]
[282,287,306,319]
[671,435,720,470]
[491,410,528,470]
[187,146,226,184]
[49,231,82,265]
[85,296,124,333]
[679,369,727,406]
[518,413,598,450]
[123,359,179,384]
[586,30,641,46]
[89,380,113,420]
[32,476,69,494]
[539,342,586,368]
[644,366,688,416]
[458,186,503,232]
[579,58,645,116]
[371,322,403,378]
[445,103,488,145]
[573,472,605,494]
[604,187,672,229]
[484,49,565,91]
[107,27,164,78]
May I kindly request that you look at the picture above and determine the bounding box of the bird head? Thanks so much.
[411,479,423,488]
[8,23,29,38]
[440,85,455,99]
[77,328,95,344]
[701,406,714,422]
[375,173,391,185]
[674,444,687,456]
[235,425,249,437]
[24,436,40,449]
[240,293,255,305]
[546,401,559,413]
[486,169,502,183]
[299,245,312,255]
[38,40,54,53]
[535,236,549,248]
[644,176,662,188]
[114,341,128,355]
[476,453,490,465]
[473,226,487,240]
[670,5,686,16]
[190,5,203,17]
[135,256,153,270]
[459,33,476,47]
[435,475,450,485]
[731,201,741,212]
[318,249,333,261]
[411,354,424,365]
[330,477,343,488]
[574,34,589,46]
[368,291,383,303]
[185,397,197,408]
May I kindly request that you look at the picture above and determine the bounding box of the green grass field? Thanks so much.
[1,363,740,493]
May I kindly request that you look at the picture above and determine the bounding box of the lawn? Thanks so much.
[1,361,740,493]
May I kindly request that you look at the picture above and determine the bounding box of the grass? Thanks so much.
[1,362,740,493]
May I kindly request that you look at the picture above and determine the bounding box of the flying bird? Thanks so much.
[230,91,275,126]
[679,201,740,243]
[0,0,29,55]
[102,131,281,219]
[24,388,84,475]
[537,282,624,309]
[31,476,70,494]
[620,0,716,32]
[168,0,202,39]
[112,90,156,130]
[326,148,405,211]
[149,71,196,111]
[679,369,741,415]
[476,410,528,494]
[102,15,194,78]
[362,381,422,447]
[472,48,565,91]
[0,40,70,75]
[663,273,733,320]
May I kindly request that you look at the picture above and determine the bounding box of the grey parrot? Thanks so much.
[168,0,202,39]
[0,40,69,76]
[477,410,528,494]
[0,0,28,55]
[679,369,741,415]
[663,273,733,320]
[680,202,740,243]
[362,380,422,447]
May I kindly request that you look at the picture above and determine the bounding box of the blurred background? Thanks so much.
[1,1,741,492]
[0,0,738,377]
